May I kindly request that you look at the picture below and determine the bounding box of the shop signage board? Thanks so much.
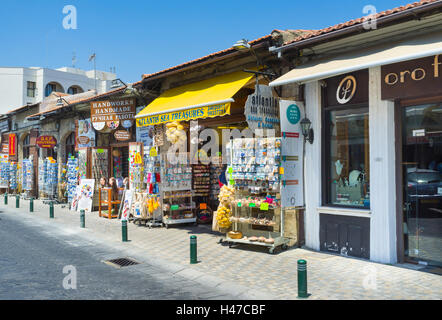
[136,103,231,126]
[91,98,136,129]
[8,134,16,156]
[36,136,57,149]
[121,190,134,221]
[77,119,96,148]
[114,130,131,141]
[135,106,154,148]
[279,100,304,208]
[326,70,369,106]
[381,55,442,100]
[244,85,279,130]
[76,179,95,213]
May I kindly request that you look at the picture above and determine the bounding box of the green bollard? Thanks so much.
[80,210,85,228]
[30,198,34,212]
[122,220,128,242]
[190,235,197,264]
[4,193,7,205]
[297,259,308,298]
[16,195,19,208]
[49,202,54,219]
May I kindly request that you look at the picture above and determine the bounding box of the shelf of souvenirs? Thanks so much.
[230,216,277,227]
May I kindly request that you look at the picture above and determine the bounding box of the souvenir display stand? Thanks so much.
[77,148,89,180]
[0,158,10,191]
[221,137,289,254]
[161,153,197,228]
[129,142,144,192]
[22,158,33,198]
[66,157,79,205]
[8,161,18,193]
[91,147,111,209]
[45,158,58,201]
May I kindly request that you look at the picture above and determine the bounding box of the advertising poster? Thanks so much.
[279,100,305,208]
[77,119,96,148]
[121,190,134,221]
[70,185,81,211]
[76,179,95,213]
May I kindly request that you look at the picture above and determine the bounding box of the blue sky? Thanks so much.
[0,0,413,83]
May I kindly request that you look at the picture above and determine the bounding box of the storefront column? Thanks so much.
[368,66,397,264]
[304,81,322,250]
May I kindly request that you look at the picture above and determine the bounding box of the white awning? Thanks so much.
[270,31,442,87]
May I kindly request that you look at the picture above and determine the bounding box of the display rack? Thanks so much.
[91,147,110,209]
[143,148,163,227]
[0,158,9,189]
[22,159,33,196]
[161,153,196,228]
[44,158,58,200]
[129,142,144,192]
[223,137,289,254]
[8,162,18,192]
[66,157,79,204]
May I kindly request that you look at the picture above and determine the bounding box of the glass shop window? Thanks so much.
[325,107,370,208]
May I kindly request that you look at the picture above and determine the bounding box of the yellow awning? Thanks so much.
[136,70,254,126]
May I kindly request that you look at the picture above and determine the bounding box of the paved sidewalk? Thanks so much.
[2,197,441,300]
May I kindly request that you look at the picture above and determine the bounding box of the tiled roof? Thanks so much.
[26,86,127,119]
[283,0,441,46]
[141,34,273,81]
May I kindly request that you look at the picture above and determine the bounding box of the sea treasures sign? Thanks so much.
[381,55,442,100]
[91,98,136,123]
[136,103,231,127]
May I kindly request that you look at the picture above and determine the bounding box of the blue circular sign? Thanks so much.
[287,104,301,125]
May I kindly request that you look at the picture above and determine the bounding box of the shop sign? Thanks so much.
[136,103,231,127]
[0,119,9,133]
[279,100,305,208]
[326,70,368,106]
[244,85,279,130]
[382,55,442,100]
[36,135,57,149]
[8,134,16,156]
[114,130,131,141]
[77,119,95,148]
[91,98,136,128]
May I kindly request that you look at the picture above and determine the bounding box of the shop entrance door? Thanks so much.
[402,102,442,266]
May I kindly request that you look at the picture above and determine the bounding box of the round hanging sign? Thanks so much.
[122,120,133,128]
[92,121,106,131]
[107,120,120,130]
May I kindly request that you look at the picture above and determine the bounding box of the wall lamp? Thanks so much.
[233,38,261,67]
[300,118,314,144]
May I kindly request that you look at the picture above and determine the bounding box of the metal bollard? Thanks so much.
[190,235,197,264]
[49,202,54,219]
[4,193,7,205]
[297,259,308,298]
[122,220,128,242]
[30,198,34,212]
[80,210,85,228]
[16,195,19,208]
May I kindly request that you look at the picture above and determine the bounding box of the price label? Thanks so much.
[260,203,269,211]
[200,203,207,210]
[171,205,179,211]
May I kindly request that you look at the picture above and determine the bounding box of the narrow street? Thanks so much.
[0,208,234,300]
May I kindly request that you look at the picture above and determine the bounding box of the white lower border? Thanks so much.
[317,206,371,218]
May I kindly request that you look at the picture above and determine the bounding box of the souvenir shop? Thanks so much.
[70,97,138,212]
[269,31,442,264]
[134,70,303,251]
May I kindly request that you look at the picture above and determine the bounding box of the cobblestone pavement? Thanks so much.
[2,197,441,300]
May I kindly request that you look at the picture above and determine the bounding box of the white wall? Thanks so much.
[304,81,322,250]
[0,68,25,114]
[368,66,397,264]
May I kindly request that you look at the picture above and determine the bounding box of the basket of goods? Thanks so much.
[227,231,243,239]
[197,206,213,224]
